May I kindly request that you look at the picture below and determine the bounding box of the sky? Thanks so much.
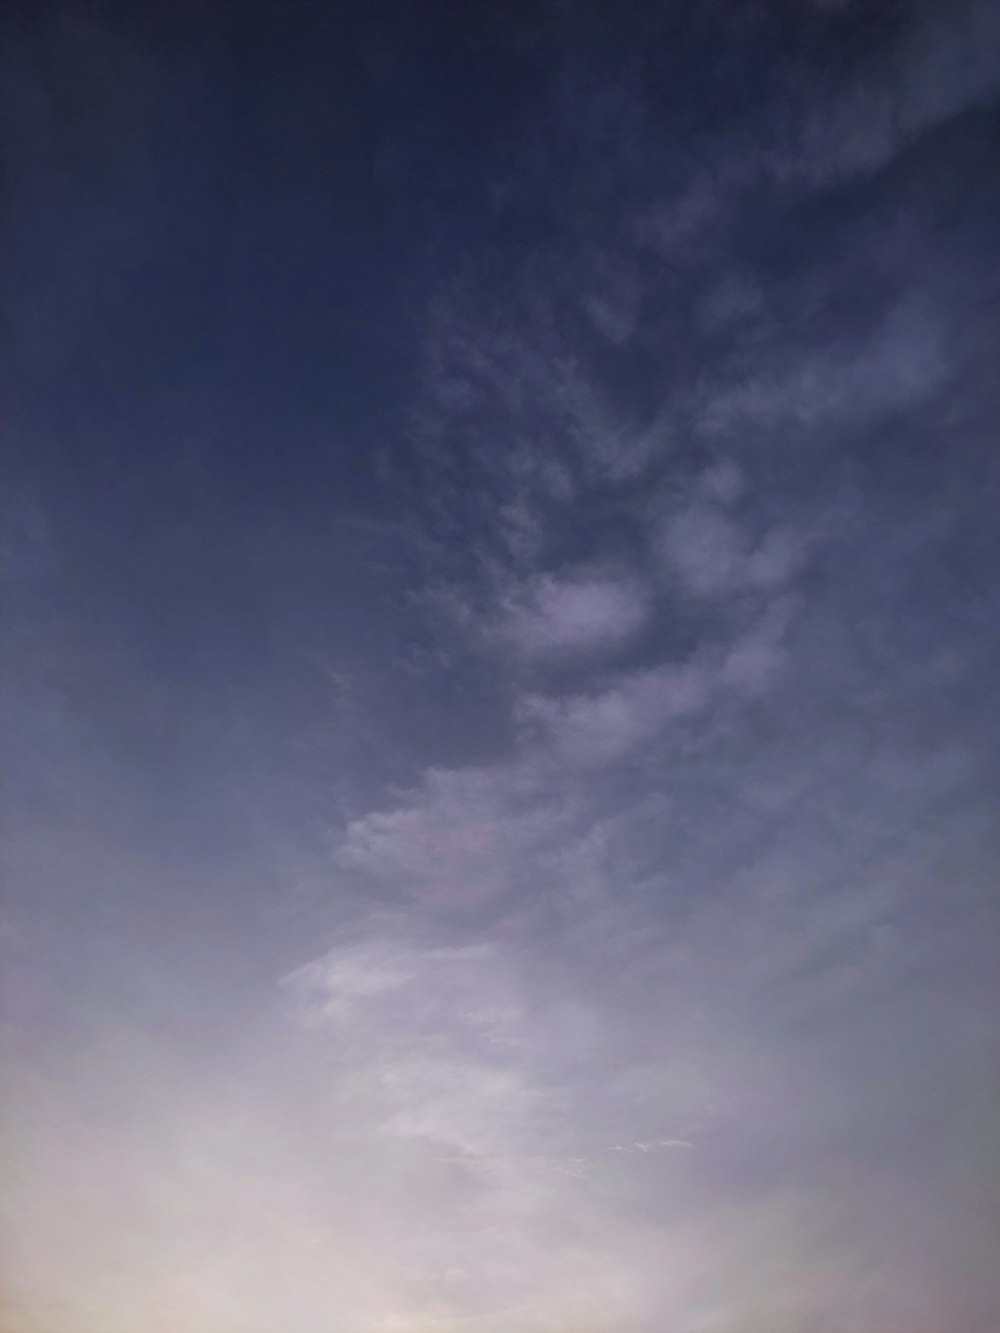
[2,1,1000,1330]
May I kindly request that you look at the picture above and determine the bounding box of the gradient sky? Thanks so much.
[3,2,1000,1330]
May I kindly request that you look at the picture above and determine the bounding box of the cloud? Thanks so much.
[656,506,746,598]
[695,299,948,443]
[582,257,642,346]
[495,570,651,658]
[652,475,805,609]
[894,0,1000,139]
[519,660,713,766]
[280,935,720,1328]
[336,762,578,909]
[290,940,527,1051]
[719,596,796,697]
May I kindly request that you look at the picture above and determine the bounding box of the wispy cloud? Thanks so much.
[494,569,651,658]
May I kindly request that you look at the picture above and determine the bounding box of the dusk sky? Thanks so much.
[3,2,1000,1330]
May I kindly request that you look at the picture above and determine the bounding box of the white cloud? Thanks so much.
[278,930,734,1330]
[655,501,804,601]
[521,660,712,766]
[337,764,567,908]
[291,940,526,1051]
[657,505,747,597]
[495,570,650,658]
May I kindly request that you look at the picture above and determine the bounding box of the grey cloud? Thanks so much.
[656,505,747,598]
[651,500,805,604]
[695,299,947,442]
[336,762,580,910]
[494,569,651,659]
[519,662,713,766]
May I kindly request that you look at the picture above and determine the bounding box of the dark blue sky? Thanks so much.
[3,2,1000,1330]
